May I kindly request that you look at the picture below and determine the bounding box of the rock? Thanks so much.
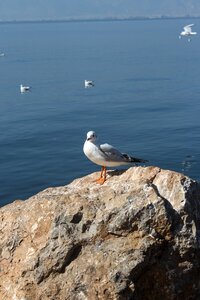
[0,166,200,300]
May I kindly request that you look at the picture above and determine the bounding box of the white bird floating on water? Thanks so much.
[83,131,148,184]
[179,24,197,42]
[20,84,30,93]
[85,80,94,88]
[0,53,5,57]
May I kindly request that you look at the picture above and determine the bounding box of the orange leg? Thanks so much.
[94,166,107,184]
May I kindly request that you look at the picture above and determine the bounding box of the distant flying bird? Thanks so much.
[20,84,30,93]
[83,131,148,184]
[85,80,94,88]
[179,24,197,42]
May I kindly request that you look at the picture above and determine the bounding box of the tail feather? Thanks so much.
[122,153,148,163]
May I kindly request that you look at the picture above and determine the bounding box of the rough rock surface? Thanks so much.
[0,166,200,300]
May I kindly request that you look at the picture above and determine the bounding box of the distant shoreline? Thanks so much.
[0,15,200,25]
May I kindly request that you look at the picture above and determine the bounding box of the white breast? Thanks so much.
[83,141,108,166]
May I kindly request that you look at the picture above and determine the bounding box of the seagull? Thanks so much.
[85,80,94,88]
[179,24,197,42]
[20,84,30,93]
[83,131,148,184]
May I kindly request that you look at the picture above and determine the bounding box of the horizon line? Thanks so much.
[0,15,200,25]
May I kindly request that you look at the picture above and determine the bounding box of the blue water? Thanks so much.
[0,19,200,207]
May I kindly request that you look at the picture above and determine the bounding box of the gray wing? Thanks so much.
[100,143,148,164]
[99,143,125,162]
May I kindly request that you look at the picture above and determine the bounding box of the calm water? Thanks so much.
[0,19,200,206]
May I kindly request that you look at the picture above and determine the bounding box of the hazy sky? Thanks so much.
[0,0,200,21]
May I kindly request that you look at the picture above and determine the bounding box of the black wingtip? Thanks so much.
[131,157,149,163]
[122,153,148,163]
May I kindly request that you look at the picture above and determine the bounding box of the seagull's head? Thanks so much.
[86,131,97,142]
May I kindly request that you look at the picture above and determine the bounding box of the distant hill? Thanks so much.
[1,0,200,21]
